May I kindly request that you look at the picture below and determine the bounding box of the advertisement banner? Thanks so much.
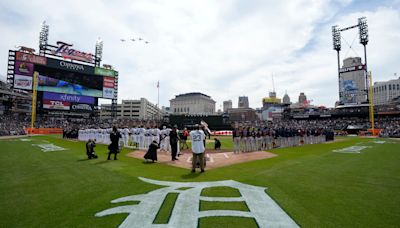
[339,65,365,73]
[103,87,114,99]
[43,100,71,110]
[43,92,95,104]
[46,58,94,75]
[103,77,115,88]
[95,67,116,77]
[14,74,33,90]
[16,52,47,65]
[37,75,103,97]
[70,103,94,112]
[15,61,34,76]
[341,80,358,104]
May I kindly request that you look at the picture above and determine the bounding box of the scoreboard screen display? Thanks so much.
[13,53,117,99]
[35,63,103,97]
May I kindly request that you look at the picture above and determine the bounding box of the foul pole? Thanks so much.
[31,71,38,129]
[368,71,375,135]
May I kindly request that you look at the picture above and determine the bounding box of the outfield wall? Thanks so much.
[25,128,63,135]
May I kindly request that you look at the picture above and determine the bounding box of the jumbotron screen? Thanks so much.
[35,64,103,97]
[13,52,116,99]
[35,58,115,98]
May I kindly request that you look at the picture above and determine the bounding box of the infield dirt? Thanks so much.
[129,149,277,169]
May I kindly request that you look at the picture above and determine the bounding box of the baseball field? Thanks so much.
[0,135,399,227]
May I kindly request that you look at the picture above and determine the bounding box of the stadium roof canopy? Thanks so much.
[336,104,370,109]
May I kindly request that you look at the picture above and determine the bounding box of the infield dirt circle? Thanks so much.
[128,149,277,169]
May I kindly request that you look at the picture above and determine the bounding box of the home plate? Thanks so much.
[128,149,277,170]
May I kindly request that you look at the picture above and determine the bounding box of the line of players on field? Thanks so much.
[78,126,174,152]
[231,126,330,153]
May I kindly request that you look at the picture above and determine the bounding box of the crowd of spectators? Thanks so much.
[0,115,29,136]
[0,114,399,138]
[377,117,400,138]
[0,114,161,137]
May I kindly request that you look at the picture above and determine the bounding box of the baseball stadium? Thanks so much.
[1,2,400,228]
[1,134,399,227]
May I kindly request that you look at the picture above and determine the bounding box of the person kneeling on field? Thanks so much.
[144,140,159,163]
[214,138,221,150]
[86,139,98,159]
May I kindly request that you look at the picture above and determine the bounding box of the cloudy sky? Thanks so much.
[1,0,399,109]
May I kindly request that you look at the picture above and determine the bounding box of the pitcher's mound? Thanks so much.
[128,149,277,170]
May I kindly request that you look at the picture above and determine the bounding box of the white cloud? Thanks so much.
[0,0,399,109]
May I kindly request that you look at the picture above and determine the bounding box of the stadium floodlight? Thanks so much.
[358,17,368,45]
[332,25,341,51]
[95,37,103,61]
[39,21,49,53]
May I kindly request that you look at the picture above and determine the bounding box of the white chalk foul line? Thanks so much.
[223,153,229,158]
[206,154,214,163]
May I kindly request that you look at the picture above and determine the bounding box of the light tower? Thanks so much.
[358,17,369,97]
[39,21,49,56]
[95,38,103,67]
[332,25,341,99]
[332,17,369,104]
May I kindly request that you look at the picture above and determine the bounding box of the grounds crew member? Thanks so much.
[190,124,206,173]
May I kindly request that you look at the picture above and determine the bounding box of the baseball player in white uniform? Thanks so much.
[138,126,145,150]
[144,127,152,149]
[123,127,130,147]
[130,127,136,147]
[152,126,161,144]
[78,129,83,141]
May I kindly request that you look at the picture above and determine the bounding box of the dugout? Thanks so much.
[346,125,366,134]
[168,114,231,130]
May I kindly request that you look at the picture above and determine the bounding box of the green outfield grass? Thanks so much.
[0,135,399,227]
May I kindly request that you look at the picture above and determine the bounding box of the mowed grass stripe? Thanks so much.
[199,216,259,228]
[201,186,241,197]
[153,193,179,224]
[200,200,250,212]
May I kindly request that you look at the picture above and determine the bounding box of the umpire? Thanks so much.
[169,125,179,161]
[108,126,122,160]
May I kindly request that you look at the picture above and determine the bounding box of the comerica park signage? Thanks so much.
[51,41,94,63]
[339,65,365,73]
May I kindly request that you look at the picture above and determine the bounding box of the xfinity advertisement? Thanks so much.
[42,92,96,105]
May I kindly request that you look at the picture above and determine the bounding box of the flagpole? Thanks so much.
[157,81,160,121]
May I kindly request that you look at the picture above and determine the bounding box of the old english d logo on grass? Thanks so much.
[32,143,67,152]
[96,177,299,228]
